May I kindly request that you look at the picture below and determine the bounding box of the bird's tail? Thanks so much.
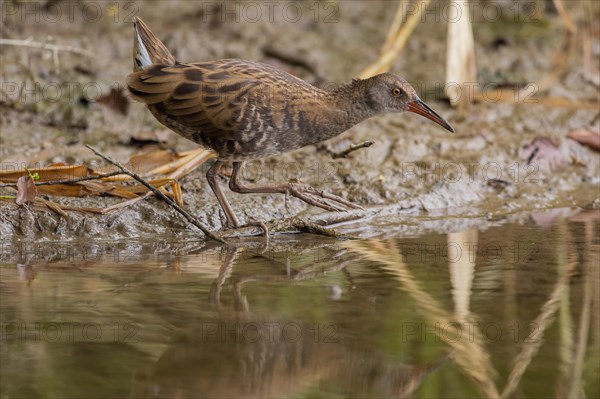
[132,17,176,72]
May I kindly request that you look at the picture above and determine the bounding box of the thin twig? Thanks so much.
[0,38,97,58]
[86,145,224,243]
[100,193,151,214]
[331,141,375,158]
[0,171,124,188]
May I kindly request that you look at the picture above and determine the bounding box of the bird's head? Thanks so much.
[364,73,454,133]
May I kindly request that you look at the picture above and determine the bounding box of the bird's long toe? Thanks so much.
[289,183,361,212]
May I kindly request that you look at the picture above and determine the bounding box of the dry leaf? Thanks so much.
[16,175,37,205]
[128,150,178,175]
[0,164,93,183]
[128,130,171,147]
[35,198,69,217]
[0,148,215,216]
[97,87,129,115]
[36,184,86,197]
[78,180,139,199]
[568,130,600,151]
[171,181,183,207]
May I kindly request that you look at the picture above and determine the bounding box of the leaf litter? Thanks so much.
[0,146,216,216]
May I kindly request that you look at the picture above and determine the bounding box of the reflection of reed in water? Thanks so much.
[345,235,500,398]
[345,216,597,399]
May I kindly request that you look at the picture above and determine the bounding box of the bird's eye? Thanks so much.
[392,88,402,96]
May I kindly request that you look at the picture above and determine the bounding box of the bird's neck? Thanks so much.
[318,79,377,138]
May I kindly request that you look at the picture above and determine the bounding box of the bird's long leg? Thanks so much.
[206,160,240,228]
[228,161,362,212]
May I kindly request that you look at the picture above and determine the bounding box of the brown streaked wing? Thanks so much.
[127,61,263,140]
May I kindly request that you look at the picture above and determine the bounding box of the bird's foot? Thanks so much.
[218,210,239,231]
[220,220,270,244]
[285,182,363,213]
[229,161,362,216]
[239,220,270,239]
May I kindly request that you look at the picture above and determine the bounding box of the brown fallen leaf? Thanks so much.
[16,175,37,205]
[166,149,216,180]
[128,130,171,147]
[32,201,106,214]
[1,148,215,217]
[567,130,600,151]
[0,164,93,183]
[35,197,69,217]
[128,150,178,175]
[36,184,86,197]
[171,180,183,207]
[519,137,568,171]
[78,180,139,199]
[97,87,129,115]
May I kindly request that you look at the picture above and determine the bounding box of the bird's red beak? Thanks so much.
[407,98,454,133]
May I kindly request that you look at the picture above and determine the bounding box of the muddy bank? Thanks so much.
[1,0,599,239]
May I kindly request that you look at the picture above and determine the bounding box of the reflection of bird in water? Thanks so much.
[17,263,35,286]
[130,242,448,398]
[130,318,449,398]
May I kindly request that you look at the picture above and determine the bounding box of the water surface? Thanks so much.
[1,210,598,398]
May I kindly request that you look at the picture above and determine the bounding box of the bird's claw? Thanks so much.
[287,183,362,213]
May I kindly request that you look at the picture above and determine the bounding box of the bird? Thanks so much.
[127,17,454,229]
